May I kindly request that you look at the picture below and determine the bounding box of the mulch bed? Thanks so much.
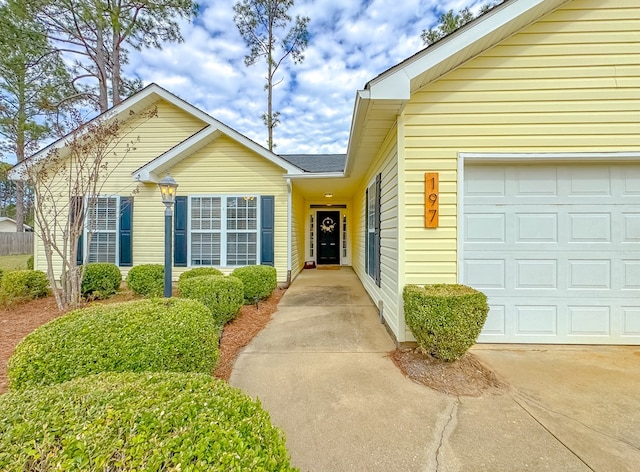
[390,348,505,397]
[0,288,286,394]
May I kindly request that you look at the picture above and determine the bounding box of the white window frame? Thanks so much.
[84,195,120,265]
[188,195,261,267]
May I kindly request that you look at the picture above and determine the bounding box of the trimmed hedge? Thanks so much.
[178,275,244,326]
[179,267,224,282]
[81,262,122,299]
[403,284,489,362]
[7,298,219,390]
[0,372,297,471]
[125,263,164,297]
[0,270,48,304]
[231,265,277,304]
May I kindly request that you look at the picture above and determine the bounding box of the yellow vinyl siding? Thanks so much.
[401,0,640,301]
[353,125,401,339]
[164,136,289,282]
[290,186,306,281]
[34,99,207,276]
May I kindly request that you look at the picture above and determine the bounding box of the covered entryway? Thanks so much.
[462,159,640,344]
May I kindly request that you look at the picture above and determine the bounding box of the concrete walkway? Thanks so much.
[230,267,640,472]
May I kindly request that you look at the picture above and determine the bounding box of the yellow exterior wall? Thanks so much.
[402,0,640,295]
[34,99,207,275]
[33,99,291,283]
[165,136,290,282]
[353,124,401,339]
[290,185,306,281]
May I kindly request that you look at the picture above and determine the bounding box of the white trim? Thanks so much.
[460,151,640,164]
[286,172,345,179]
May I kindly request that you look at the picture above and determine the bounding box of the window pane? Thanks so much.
[191,197,221,231]
[227,232,257,266]
[89,232,116,264]
[191,233,220,266]
[227,197,257,232]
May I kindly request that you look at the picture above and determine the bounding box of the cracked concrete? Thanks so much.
[231,268,640,472]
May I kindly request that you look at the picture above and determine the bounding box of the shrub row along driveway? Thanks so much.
[231,267,640,472]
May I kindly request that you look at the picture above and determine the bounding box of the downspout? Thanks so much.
[285,177,292,287]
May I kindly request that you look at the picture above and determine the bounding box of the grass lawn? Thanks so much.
[0,254,31,271]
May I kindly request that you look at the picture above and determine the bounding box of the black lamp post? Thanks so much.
[158,174,178,297]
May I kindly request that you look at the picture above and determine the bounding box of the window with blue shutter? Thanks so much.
[174,196,188,266]
[260,196,275,266]
[119,197,133,266]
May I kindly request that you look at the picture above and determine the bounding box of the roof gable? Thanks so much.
[10,83,304,182]
[345,0,572,178]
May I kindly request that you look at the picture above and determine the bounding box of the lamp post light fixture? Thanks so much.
[158,174,178,297]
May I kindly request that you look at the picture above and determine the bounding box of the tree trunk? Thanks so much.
[15,182,24,232]
[267,13,274,151]
[96,28,109,112]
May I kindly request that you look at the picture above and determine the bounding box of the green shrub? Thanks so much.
[8,298,219,390]
[178,275,244,326]
[81,262,122,299]
[0,270,48,304]
[125,263,164,297]
[403,284,489,362]
[0,372,297,472]
[26,255,34,270]
[179,267,224,282]
[231,265,277,304]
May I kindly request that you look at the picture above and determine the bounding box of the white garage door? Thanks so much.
[463,163,640,344]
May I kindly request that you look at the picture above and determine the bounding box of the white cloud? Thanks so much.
[125,0,478,154]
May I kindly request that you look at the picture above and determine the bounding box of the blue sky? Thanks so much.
[129,0,486,154]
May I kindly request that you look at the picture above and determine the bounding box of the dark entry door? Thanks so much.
[316,211,340,265]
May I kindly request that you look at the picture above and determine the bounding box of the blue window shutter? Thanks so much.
[119,197,133,267]
[375,173,382,287]
[174,196,188,267]
[70,196,84,266]
[261,196,275,266]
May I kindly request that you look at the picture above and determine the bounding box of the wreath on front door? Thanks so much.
[320,217,336,233]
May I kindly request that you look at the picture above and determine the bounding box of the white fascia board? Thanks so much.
[367,0,560,100]
[343,89,372,177]
[286,172,345,180]
[460,151,640,163]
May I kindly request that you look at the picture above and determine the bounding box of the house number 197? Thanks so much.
[425,172,439,228]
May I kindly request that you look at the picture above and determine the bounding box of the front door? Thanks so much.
[316,211,340,265]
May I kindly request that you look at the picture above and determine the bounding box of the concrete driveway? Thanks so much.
[230,267,640,472]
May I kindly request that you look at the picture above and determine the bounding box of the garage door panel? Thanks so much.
[569,213,611,242]
[464,213,505,242]
[464,259,505,289]
[623,308,640,336]
[465,163,640,344]
[568,260,611,289]
[515,213,558,242]
[623,213,640,241]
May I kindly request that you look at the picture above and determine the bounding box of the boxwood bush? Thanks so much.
[0,372,298,471]
[0,269,48,304]
[403,284,489,362]
[7,298,219,390]
[179,267,224,282]
[231,265,277,304]
[178,275,244,326]
[125,263,164,297]
[81,262,122,299]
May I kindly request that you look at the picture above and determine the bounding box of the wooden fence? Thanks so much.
[0,232,34,256]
